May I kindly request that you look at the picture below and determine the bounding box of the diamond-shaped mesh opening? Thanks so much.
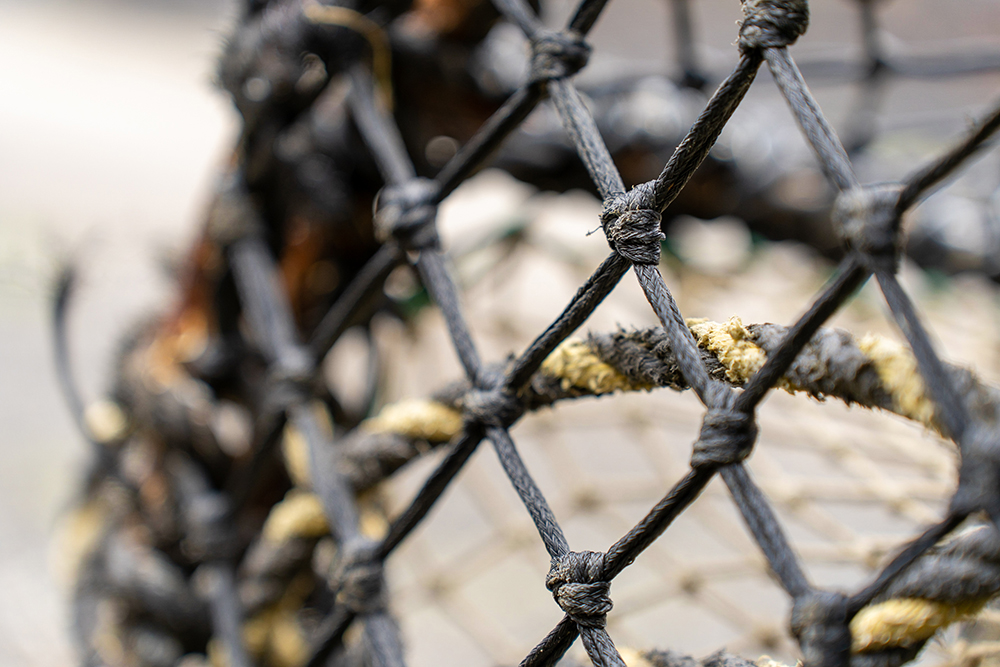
[58,2,1000,667]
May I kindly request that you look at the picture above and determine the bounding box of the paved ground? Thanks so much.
[2,1,1000,666]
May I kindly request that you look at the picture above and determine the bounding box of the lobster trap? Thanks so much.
[53,1,1000,667]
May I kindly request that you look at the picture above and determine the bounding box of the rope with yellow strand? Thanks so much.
[243,316,1000,667]
[354,317,996,450]
[58,0,1000,663]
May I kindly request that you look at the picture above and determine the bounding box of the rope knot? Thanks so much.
[546,551,612,628]
[332,538,386,615]
[790,591,851,667]
[690,389,758,469]
[461,388,525,428]
[374,178,440,249]
[601,181,664,265]
[833,185,903,271]
[530,30,591,82]
[738,0,809,51]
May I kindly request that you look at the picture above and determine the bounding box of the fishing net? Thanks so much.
[54,1,1000,667]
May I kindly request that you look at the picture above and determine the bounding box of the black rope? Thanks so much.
[898,97,1000,210]
[65,1,1000,667]
[378,428,485,557]
[505,252,631,393]
[722,464,811,597]
[736,255,869,409]
[877,271,969,441]
[765,48,858,191]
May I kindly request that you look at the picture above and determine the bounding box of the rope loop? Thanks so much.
[530,29,592,82]
[738,0,810,51]
[374,178,440,249]
[546,551,612,628]
[833,184,902,272]
[601,181,664,265]
[690,388,758,469]
[331,537,387,615]
[790,590,851,667]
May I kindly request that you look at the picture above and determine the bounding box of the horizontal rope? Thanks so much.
[362,399,466,443]
[261,490,329,543]
[244,318,1000,663]
[295,313,997,499]
[347,317,988,449]
[851,597,987,653]
[83,314,992,665]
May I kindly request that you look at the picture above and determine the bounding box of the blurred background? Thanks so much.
[3,1,1000,666]
[0,1,231,664]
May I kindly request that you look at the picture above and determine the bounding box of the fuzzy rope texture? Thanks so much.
[68,317,998,666]
[257,316,996,663]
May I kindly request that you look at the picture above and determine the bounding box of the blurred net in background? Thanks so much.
[369,171,1000,667]
[42,1,1000,667]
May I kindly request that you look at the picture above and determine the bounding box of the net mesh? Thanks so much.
[56,1,1000,667]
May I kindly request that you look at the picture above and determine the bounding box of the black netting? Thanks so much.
[55,1,1000,667]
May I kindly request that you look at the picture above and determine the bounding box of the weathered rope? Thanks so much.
[346,318,989,448]
[62,0,1000,663]
[71,312,994,665]
[231,316,1000,663]
[738,0,809,51]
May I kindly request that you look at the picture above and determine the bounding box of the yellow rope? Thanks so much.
[83,399,129,444]
[281,424,313,489]
[262,490,329,543]
[688,317,777,388]
[303,1,394,110]
[326,318,984,656]
[857,334,937,430]
[851,597,989,653]
[687,317,940,431]
[362,398,464,442]
[353,318,942,444]
[243,574,313,667]
[541,339,653,394]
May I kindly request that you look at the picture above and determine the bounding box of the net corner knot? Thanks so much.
[332,537,387,615]
[602,181,664,266]
[833,184,903,272]
[790,590,851,667]
[690,387,758,469]
[530,29,592,82]
[546,551,612,628]
[738,0,810,51]
[375,178,440,249]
